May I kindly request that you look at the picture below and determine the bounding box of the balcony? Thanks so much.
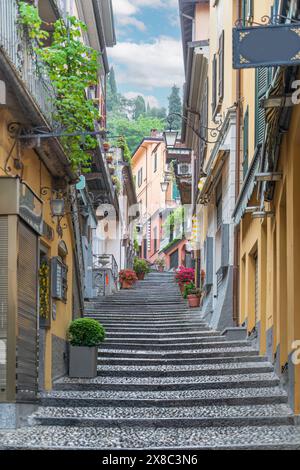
[0,0,55,125]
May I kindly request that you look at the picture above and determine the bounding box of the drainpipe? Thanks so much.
[233,0,242,326]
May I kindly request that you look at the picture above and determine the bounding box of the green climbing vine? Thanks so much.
[18,1,49,44]
[18,2,100,171]
[116,136,131,163]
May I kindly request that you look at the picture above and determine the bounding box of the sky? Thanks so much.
[108,0,185,109]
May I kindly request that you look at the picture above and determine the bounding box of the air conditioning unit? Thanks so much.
[177,163,191,175]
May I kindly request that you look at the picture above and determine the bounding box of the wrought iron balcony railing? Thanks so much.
[0,0,55,125]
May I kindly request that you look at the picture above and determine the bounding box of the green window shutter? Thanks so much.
[212,54,217,114]
[218,31,224,101]
[255,68,270,146]
[243,107,249,179]
[242,0,253,25]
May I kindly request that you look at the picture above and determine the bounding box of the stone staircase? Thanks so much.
[1,272,300,449]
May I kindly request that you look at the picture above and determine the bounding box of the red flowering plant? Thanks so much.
[119,269,138,283]
[175,266,195,286]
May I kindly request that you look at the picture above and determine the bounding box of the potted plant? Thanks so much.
[133,257,150,280]
[183,282,202,308]
[109,165,115,175]
[175,266,195,294]
[119,269,138,289]
[103,141,110,152]
[155,257,166,272]
[68,318,105,378]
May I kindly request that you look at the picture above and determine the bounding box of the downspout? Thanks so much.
[141,145,148,258]
[233,0,242,326]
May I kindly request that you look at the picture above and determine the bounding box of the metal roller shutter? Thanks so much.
[17,221,38,402]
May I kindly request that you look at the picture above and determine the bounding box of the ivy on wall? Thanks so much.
[18,2,100,171]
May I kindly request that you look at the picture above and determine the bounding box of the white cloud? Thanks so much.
[124,91,160,108]
[112,0,179,32]
[109,36,184,90]
[112,0,137,16]
[117,16,146,32]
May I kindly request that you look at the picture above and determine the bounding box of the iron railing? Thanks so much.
[0,0,55,125]
[93,254,119,282]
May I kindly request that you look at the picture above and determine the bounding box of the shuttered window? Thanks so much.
[216,179,222,230]
[242,0,254,25]
[255,68,271,146]
[138,168,143,187]
[212,54,217,114]
[218,31,224,102]
[243,106,249,179]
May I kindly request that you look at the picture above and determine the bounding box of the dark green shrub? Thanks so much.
[68,318,105,347]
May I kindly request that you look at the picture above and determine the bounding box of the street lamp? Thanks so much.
[50,197,65,217]
[160,178,169,193]
[163,129,179,149]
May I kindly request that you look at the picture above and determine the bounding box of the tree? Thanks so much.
[109,67,117,96]
[133,95,146,119]
[108,115,165,153]
[168,85,182,130]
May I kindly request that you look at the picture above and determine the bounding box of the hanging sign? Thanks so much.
[233,23,300,69]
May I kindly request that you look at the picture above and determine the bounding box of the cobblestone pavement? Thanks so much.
[0,272,299,450]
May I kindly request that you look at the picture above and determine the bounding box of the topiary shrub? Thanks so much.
[68,318,105,347]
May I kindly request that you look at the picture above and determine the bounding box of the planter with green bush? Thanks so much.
[133,258,150,280]
[68,318,105,378]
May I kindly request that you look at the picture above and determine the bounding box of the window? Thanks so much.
[51,257,68,301]
[242,0,254,25]
[243,107,249,179]
[212,54,217,114]
[255,68,272,146]
[138,168,143,187]
[154,153,157,173]
[218,31,224,102]
[216,179,222,230]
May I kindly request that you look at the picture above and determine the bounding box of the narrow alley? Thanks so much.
[1,273,299,449]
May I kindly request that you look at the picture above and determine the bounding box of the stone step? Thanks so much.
[104,330,220,338]
[102,336,225,345]
[99,325,212,332]
[98,340,250,351]
[54,372,280,392]
[97,347,259,360]
[96,321,209,328]
[39,386,288,408]
[94,362,274,378]
[97,355,267,366]
[2,425,300,450]
[30,404,294,428]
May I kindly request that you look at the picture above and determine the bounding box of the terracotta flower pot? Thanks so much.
[121,280,133,289]
[137,272,145,280]
[187,294,200,308]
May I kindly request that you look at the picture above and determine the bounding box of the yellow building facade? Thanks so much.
[180,0,300,413]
